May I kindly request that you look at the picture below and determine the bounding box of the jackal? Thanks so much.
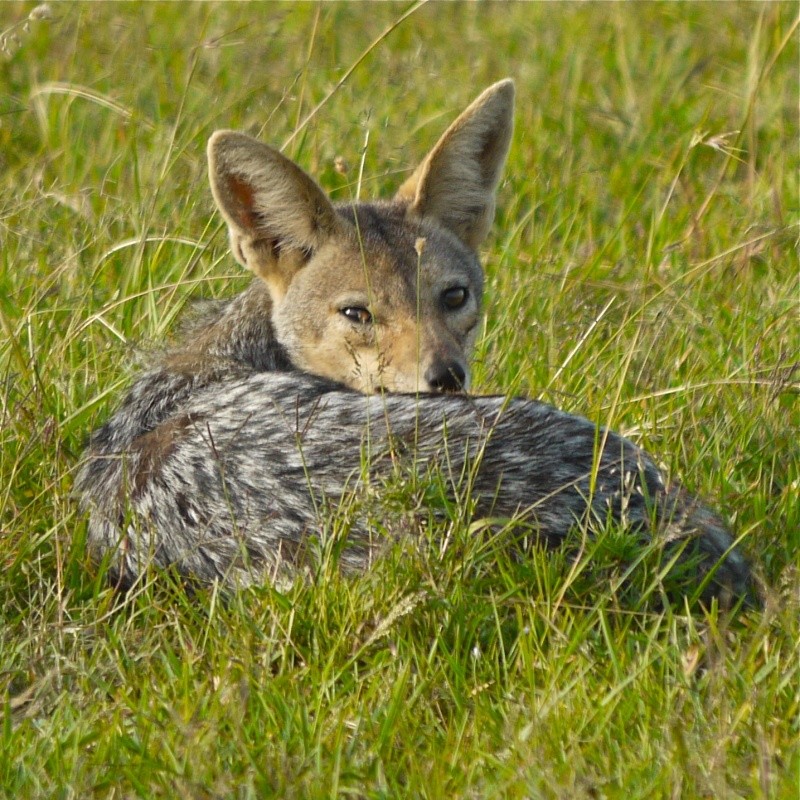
[76,80,753,603]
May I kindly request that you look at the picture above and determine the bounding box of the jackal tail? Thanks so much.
[76,371,754,605]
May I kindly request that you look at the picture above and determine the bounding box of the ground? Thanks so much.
[0,3,797,797]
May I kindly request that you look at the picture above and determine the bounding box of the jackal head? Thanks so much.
[208,79,514,393]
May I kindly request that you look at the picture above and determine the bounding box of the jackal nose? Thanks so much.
[425,361,466,393]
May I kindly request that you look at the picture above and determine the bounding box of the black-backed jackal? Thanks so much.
[77,80,753,604]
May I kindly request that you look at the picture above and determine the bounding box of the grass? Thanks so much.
[1,2,798,797]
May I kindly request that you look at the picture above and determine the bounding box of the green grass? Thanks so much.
[1,2,798,797]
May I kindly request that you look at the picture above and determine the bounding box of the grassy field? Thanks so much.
[1,2,798,797]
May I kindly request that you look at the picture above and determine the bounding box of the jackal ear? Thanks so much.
[395,79,514,251]
[208,131,340,296]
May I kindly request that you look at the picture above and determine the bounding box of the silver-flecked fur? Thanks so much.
[77,362,752,600]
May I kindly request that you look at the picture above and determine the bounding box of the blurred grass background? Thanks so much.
[0,3,797,797]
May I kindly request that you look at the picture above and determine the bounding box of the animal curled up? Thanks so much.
[76,80,755,606]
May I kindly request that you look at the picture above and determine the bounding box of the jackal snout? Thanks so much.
[425,359,467,393]
[207,79,515,393]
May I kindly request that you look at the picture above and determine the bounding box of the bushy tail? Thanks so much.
[76,372,756,605]
[654,486,756,605]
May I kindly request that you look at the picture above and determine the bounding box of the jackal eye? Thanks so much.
[441,287,468,310]
[340,306,373,325]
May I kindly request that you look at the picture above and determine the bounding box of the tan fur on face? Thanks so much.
[207,80,514,393]
[271,204,484,393]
